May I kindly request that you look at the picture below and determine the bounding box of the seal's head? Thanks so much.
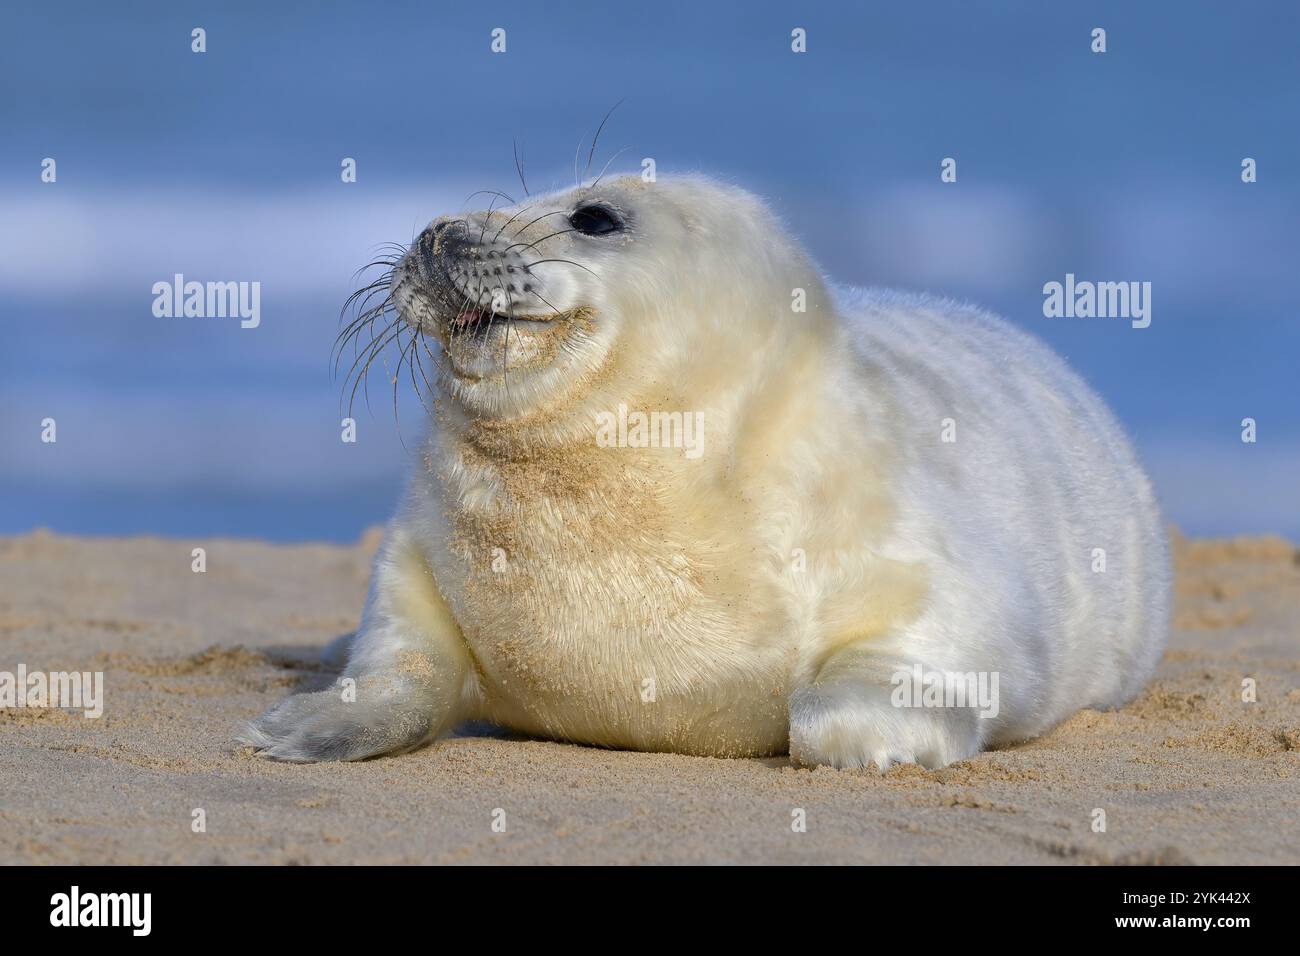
[391,175,831,421]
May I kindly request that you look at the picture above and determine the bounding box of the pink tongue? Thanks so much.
[454,309,484,326]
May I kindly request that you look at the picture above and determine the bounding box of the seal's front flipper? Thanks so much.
[237,682,437,762]
[788,645,989,771]
[238,529,475,762]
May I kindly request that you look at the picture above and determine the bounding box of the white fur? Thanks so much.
[240,175,1169,769]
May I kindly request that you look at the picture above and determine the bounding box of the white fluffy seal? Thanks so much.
[241,174,1170,769]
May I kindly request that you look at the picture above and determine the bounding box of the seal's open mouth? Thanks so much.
[449,307,568,329]
[437,305,594,380]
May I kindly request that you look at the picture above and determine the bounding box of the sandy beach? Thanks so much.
[2,528,1297,865]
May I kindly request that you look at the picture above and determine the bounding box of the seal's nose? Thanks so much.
[415,218,463,279]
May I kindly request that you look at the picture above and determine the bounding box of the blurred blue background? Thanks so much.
[2,0,1296,542]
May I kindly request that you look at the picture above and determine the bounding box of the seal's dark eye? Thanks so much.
[569,205,622,236]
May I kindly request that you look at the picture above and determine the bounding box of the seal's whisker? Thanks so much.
[345,273,397,302]
[389,324,423,444]
[337,252,400,343]
[349,324,400,418]
[345,318,403,417]
[334,321,378,379]
[525,287,568,321]
[477,195,502,247]
[453,271,497,356]
[338,287,394,336]
[339,287,393,337]
[408,330,436,420]
[503,227,579,255]
[513,139,530,198]
[342,331,385,416]
[492,203,537,244]
[401,322,441,394]
[334,311,385,382]
[348,258,400,285]
[462,189,517,210]
[340,315,397,405]
[447,262,485,356]
[416,326,445,374]
[384,326,406,446]
[342,274,395,312]
[508,209,570,244]
[338,283,396,339]
[333,294,396,380]
[528,258,601,279]
[584,99,625,181]
[344,292,394,337]
[447,284,478,356]
[411,327,440,406]
[511,263,562,308]
[351,250,401,269]
[591,146,633,189]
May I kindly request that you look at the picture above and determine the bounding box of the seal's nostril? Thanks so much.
[414,229,442,280]
[415,221,450,255]
[419,220,466,257]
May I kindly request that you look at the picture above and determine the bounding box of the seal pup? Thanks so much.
[240,175,1169,769]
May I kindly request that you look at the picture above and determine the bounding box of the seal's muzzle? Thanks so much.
[408,216,539,321]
